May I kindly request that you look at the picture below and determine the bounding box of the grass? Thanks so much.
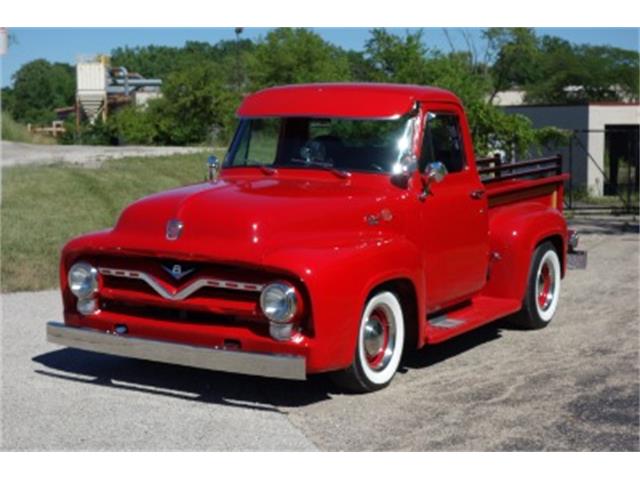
[1,110,57,144]
[1,151,225,292]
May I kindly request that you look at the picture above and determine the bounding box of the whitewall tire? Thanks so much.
[513,241,562,329]
[331,291,405,392]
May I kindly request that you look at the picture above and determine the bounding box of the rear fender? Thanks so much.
[483,203,567,302]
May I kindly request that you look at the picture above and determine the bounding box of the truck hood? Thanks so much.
[106,172,402,265]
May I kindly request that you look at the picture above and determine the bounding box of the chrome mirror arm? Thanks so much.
[419,161,447,200]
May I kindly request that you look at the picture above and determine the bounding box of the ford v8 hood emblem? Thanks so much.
[162,263,195,281]
[166,219,183,241]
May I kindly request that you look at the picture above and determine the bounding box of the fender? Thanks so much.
[483,202,567,302]
[262,234,425,371]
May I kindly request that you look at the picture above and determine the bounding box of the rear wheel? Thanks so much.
[330,291,405,393]
[512,241,561,329]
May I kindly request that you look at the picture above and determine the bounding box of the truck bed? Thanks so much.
[477,155,569,211]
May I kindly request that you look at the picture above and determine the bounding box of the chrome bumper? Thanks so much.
[46,322,306,380]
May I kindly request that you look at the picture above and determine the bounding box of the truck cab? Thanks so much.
[48,83,570,392]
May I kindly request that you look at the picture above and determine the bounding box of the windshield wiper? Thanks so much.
[290,158,351,179]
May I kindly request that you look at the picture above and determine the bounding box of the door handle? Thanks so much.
[470,189,485,200]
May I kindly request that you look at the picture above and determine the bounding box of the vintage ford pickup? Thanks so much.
[48,83,578,392]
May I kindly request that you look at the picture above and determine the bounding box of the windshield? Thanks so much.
[225,116,415,174]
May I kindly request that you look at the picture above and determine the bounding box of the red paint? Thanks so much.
[237,83,460,118]
[59,83,568,375]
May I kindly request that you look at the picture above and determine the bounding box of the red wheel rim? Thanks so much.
[364,307,390,369]
[536,255,557,313]
[537,263,551,308]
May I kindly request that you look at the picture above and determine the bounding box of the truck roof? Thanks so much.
[237,83,461,119]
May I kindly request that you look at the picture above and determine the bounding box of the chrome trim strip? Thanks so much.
[98,267,264,301]
[47,322,306,380]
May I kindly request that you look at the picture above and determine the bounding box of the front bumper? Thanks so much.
[46,322,306,380]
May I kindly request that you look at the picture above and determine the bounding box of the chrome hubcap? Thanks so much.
[363,305,396,370]
[536,257,556,312]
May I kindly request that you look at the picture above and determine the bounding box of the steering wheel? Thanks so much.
[300,140,328,164]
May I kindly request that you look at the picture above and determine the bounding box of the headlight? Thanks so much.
[68,262,99,298]
[260,282,298,323]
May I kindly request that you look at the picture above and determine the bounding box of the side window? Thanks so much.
[420,113,466,174]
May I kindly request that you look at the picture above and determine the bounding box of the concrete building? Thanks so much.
[504,103,639,196]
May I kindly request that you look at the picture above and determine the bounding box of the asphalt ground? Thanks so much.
[1,216,638,451]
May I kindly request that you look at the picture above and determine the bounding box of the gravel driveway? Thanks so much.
[1,217,638,451]
[1,141,209,167]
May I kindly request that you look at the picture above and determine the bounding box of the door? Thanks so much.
[418,108,489,312]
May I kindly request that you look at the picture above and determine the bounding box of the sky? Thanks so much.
[1,27,638,87]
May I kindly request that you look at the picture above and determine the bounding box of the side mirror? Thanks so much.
[419,161,447,199]
[207,155,221,181]
[425,161,447,183]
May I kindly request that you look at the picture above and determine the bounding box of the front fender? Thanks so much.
[262,235,424,372]
[484,203,567,302]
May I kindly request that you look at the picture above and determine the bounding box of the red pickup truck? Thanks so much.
[48,83,576,392]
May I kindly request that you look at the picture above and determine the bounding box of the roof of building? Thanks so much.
[237,83,461,118]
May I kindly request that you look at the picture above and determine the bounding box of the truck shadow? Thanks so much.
[32,321,507,411]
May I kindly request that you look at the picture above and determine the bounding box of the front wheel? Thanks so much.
[512,241,562,329]
[330,291,405,393]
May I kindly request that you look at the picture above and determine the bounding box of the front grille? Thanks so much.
[88,255,272,325]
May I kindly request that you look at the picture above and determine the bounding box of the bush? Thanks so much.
[58,116,117,145]
[110,106,157,145]
[1,110,56,144]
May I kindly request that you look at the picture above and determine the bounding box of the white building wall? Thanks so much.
[587,104,640,195]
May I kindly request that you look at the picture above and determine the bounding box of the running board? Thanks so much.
[425,296,521,344]
[428,315,465,329]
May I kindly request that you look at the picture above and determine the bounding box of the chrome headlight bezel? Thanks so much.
[259,282,299,323]
[68,262,99,299]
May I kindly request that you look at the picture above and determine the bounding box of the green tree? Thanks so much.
[8,59,75,123]
[484,28,639,104]
[150,63,240,145]
[526,38,639,103]
[1,86,16,114]
[110,39,256,86]
[483,28,542,100]
[251,28,351,87]
[364,29,542,156]
[110,45,185,80]
[364,29,430,83]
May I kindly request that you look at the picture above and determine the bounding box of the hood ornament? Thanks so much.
[166,219,183,241]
